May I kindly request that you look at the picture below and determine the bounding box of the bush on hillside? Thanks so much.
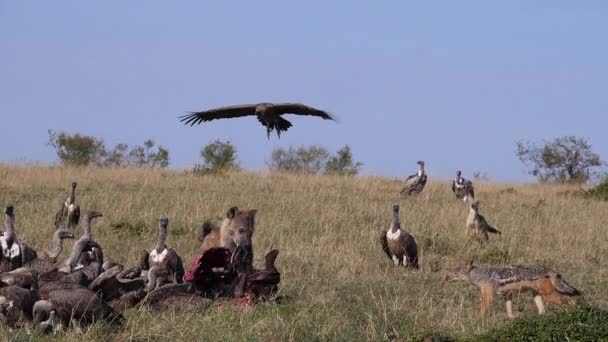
[47,130,170,168]
[268,145,363,175]
[586,177,608,201]
[516,136,604,183]
[268,145,329,174]
[47,130,106,166]
[194,140,239,174]
[324,145,363,176]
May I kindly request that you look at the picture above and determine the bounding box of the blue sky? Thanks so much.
[1,1,606,181]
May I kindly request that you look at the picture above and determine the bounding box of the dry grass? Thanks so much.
[0,165,607,341]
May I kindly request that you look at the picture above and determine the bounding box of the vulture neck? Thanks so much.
[68,185,76,205]
[155,224,168,253]
[83,218,93,240]
[48,231,65,259]
[3,212,16,245]
[390,208,401,233]
[65,239,89,269]
[417,166,424,177]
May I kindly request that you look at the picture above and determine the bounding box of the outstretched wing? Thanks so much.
[272,103,336,121]
[179,104,258,126]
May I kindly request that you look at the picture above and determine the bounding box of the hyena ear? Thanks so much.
[227,207,238,219]
[248,209,257,217]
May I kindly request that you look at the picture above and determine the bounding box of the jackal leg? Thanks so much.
[479,284,495,317]
[505,298,521,319]
[534,295,546,314]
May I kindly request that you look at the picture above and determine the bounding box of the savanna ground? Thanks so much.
[1,165,607,341]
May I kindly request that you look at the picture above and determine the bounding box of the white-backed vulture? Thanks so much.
[142,217,185,291]
[452,170,475,202]
[54,182,80,229]
[400,161,428,196]
[380,204,418,268]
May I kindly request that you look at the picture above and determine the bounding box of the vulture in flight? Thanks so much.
[179,103,336,138]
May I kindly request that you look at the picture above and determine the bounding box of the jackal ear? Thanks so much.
[227,207,238,219]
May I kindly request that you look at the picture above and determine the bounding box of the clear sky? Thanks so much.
[1,1,606,181]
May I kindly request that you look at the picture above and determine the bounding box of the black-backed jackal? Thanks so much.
[466,200,501,242]
[447,264,580,318]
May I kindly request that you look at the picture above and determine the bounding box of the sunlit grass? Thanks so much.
[0,165,606,341]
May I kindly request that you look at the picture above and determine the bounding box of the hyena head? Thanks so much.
[222,206,257,250]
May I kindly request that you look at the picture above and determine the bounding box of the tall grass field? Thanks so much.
[1,165,607,341]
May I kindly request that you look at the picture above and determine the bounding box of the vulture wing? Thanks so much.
[179,104,258,126]
[379,231,391,259]
[272,103,336,121]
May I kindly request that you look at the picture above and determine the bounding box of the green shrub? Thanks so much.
[587,178,608,201]
[194,140,239,174]
[477,305,608,341]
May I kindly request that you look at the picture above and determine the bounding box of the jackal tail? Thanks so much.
[487,225,501,235]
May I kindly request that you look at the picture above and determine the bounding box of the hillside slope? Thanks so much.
[0,165,606,340]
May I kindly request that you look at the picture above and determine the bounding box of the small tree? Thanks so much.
[102,143,129,167]
[268,145,329,174]
[324,145,363,176]
[48,130,170,168]
[47,130,106,166]
[127,139,169,168]
[195,140,239,174]
[516,136,603,183]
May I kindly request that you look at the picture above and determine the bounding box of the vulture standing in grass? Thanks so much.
[1,229,75,288]
[1,205,36,272]
[179,102,336,139]
[380,204,418,268]
[54,182,80,229]
[400,161,428,196]
[141,217,185,291]
[452,170,475,203]
[62,211,105,284]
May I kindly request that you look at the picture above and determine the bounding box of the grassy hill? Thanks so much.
[1,165,607,341]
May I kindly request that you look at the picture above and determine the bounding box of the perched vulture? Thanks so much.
[54,182,80,229]
[380,204,418,268]
[400,161,427,196]
[451,170,475,202]
[179,102,336,138]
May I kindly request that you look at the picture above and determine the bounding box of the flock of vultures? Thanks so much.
[0,182,280,333]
